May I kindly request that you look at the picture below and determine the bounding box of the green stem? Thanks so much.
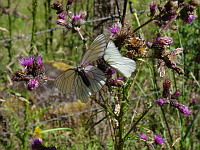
[151,59,175,149]
[123,105,154,141]
[114,87,126,150]
[30,0,37,54]
[183,106,200,140]
[7,0,12,62]
[22,101,29,149]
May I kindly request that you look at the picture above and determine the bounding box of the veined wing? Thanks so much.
[104,41,122,62]
[84,65,106,92]
[81,34,107,65]
[55,69,76,94]
[104,41,136,78]
[74,73,93,103]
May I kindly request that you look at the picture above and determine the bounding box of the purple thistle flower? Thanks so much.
[146,41,153,48]
[177,104,191,116]
[36,56,43,68]
[56,19,68,26]
[153,134,165,145]
[157,36,173,46]
[171,90,181,99]
[140,133,148,141]
[156,98,167,106]
[69,11,86,26]
[106,67,116,75]
[193,98,198,103]
[163,79,171,97]
[19,56,34,67]
[150,3,156,10]
[28,78,39,90]
[30,138,56,150]
[149,3,156,16]
[57,12,66,19]
[30,138,43,150]
[73,15,81,20]
[117,76,125,81]
[109,26,120,35]
[184,14,195,24]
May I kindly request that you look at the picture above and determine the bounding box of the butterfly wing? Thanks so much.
[74,73,93,103]
[104,41,136,78]
[55,69,76,94]
[84,65,106,92]
[81,34,107,65]
[55,34,107,103]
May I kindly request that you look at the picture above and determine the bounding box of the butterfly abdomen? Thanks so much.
[76,67,90,87]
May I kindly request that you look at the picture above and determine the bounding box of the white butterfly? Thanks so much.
[55,34,107,102]
[104,41,136,78]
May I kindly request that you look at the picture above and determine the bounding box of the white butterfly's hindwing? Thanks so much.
[55,69,76,94]
[109,57,136,78]
[84,65,106,92]
[104,41,136,78]
[81,34,107,65]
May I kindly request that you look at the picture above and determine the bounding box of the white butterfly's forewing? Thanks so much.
[104,41,136,78]
[55,69,76,94]
[74,73,92,103]
[81,34,107,65]
[84,65,106,92]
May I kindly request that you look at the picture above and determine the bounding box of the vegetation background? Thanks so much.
[0,0,199,149]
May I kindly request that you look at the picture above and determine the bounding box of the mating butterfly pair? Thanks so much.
[55,34,136,102]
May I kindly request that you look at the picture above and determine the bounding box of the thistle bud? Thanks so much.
[163,79,171,97]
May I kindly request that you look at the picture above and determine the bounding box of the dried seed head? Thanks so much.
[51,1,64,14]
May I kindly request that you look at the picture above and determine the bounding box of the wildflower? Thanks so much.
[105,67,116,75]
[117,76,125,81]
[177,104,191,116]
[36,56,43,68]
[155,36,173,46]
[19,56,34,67]
[30,127,57,150]
[69,11,87,26]
[153,134,165,145]
[30,138,43,150]
[146,41,153,48]
[150,3,156,16]
[184,14,195,23]
[171,90,181,99]
[156,98,167,106]
[140,133,148,141]
[57,12,66,19]
[30,137,56,150]
[28,78,39,90]
[170,99,179,107]
[150,3,156,10]
[56,19,68,26]
[192,98,198,103]
[109,26,120,35]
